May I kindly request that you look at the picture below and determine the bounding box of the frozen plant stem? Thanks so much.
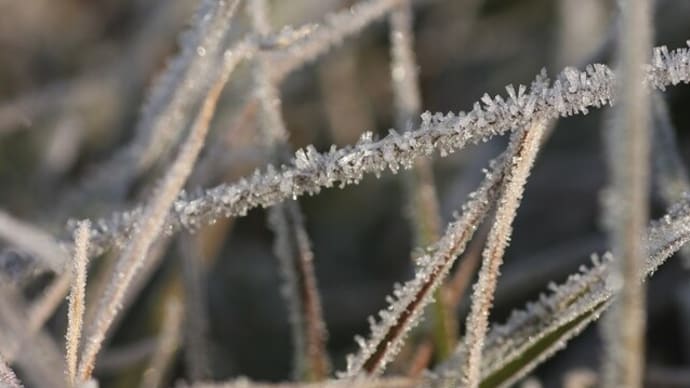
[434,195,690,387]
[86,42,690,256]
[249,0,330,380]
[602,1,652,387]
[389,0,454,359]
[461,119,548,388]
[77,39,247,380]
[340,95,556,377]
[66,220,91,388]
[78,0,241,198]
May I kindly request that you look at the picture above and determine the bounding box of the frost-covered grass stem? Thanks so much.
[461,119,548,387]
[66,220,90,387]
[249,0,330,380]
[389,0,455,360]
[601,1,653,387]
[76,39,246,380]
[84,43,690,257]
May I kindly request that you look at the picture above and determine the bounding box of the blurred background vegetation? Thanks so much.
[2,0,690,386]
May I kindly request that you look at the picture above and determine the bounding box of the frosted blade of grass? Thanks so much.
[268,0,405,81]
[250,1,330,379]
[66,220,91,387]
[433,198,690,388]
[0,210,68,273]
[0,356,22,388]
[337,101,556,378]
[83,43,690,258]
[601,1,653,387]
[76,41,249,380]
[268,203,331,380]
[461,119,548,388]
[76,0,241,198]
[389,0,454,359]
[76,0,402,199]
[139,297,183,388]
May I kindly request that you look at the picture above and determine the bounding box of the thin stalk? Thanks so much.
[389,0,455,359]
[249,0,330,380]
[601,1,652,387]
[461,119,549,388]
[66,220,91,387]
[77,40,249,380]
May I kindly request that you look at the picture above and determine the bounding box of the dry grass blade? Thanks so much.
[66,220,91,387]
[461,119,548,388]
[601,1,652,386]
[77,40,249,380]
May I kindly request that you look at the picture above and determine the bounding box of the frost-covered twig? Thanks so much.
[601,1,652,387]
[77,40,249,380]
[83,43,690,258]
[249,0,330,380]
[434,197,690,388]
[461,119,548,388]
[66,220,91,387]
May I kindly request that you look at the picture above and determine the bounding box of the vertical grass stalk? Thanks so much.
[389,0,455,360]
[601,1,652,387]
[249,0,330,380]
[462,119,548,387]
